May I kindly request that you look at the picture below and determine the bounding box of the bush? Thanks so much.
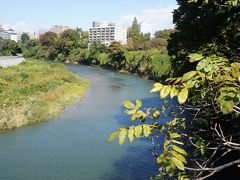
[97,53,110,65]
[150,52,171,78]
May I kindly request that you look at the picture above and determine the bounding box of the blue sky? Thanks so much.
[0,0,177,32]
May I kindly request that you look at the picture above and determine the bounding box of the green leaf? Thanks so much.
[118,128,127,145]
[134,125,142,138]
[108,130,120,142]
[178,88,188,104]
[170,133,181,139]
[126,109,137,115]
[131,111,142,121]
[172,157,185,170]
[164,140,171,150]
[170,86,179,99]
[200,145,206,155]
[231,67,240,78]
[174,77,182,84]
[143,124,151,137]
[188,53,204,62]
[172,151,187,163]
[160,86,171,99]
[197,59,207,71]
[178,172,189,180]
[122,100,135,109]
[172,140,184,145]
[231,62,240,68]
[157,154,164,164]
[220,100,234,114]
[172,145,187,155]
[181,71,197,82]
[150,83,163,93]
[136,99,142,108]
[128,126,134,143]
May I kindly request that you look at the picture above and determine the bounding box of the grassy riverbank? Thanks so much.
[0,59,89,131]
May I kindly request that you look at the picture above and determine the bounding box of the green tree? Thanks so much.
[20,33,30,44]
[168,0,240,75]
[97,53,110,66]
[0,40,21,55]
[128,17,142,50]
[107,41,126,70]
[128,17,140,38]
[89,41,107,64]
[154,29,174,39]
[60,29,80,42]
[39,31,57,47]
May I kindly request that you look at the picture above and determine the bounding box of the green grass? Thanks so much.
[0,59,90,131]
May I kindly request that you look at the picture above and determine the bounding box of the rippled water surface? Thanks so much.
[0,64,161,180]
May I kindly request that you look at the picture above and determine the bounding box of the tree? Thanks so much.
[97,53,110,66]
[154,29,174,39]
[128,17,142,50]
[89,41,107,64]
[21,33,30,44]
[39,31,57,46]
[168,0,240,75]
[149,38,168,50]
[78,30,89,48]
[128,17,140,38]
[107,41,126,70]
[60,29,80,42]
[0,40,21,55]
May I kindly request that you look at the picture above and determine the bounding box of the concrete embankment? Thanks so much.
[0,56,25,67]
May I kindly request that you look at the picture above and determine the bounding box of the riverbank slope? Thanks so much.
[0,59,89,131]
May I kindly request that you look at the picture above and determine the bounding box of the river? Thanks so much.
[0,64,161,180]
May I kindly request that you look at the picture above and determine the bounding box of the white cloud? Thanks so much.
[2,21,37,33]
[116,5,178,32]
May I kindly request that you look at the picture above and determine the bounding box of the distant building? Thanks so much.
[17,32,38,42]
[0,25,18,42]
[49,25,70,34]
[38,29,48,35]
[89,21,127,46]
[138,22,153,37]
[0,31,11,40]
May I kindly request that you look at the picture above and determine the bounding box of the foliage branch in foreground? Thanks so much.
[109,52,240,179]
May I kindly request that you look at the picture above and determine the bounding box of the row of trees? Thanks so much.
[21,27,172,79]
[110,0,240,179]
[1,17,173,80]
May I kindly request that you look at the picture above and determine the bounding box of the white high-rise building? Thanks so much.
[138,22,153,37]
[89,21,127,46]
[0,26,18,42]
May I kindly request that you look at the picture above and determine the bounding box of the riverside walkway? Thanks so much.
[0,56,25,68]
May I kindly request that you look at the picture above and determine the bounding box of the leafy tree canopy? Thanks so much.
[21,33,30,44]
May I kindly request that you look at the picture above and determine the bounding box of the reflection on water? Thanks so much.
[0,64,160,180]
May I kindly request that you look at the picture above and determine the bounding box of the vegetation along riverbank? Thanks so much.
[0,59,89,131]
[18,20,173,81]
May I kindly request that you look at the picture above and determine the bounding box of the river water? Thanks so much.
[0,64,161,180]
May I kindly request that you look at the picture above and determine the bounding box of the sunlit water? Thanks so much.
[0,64,163,180]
